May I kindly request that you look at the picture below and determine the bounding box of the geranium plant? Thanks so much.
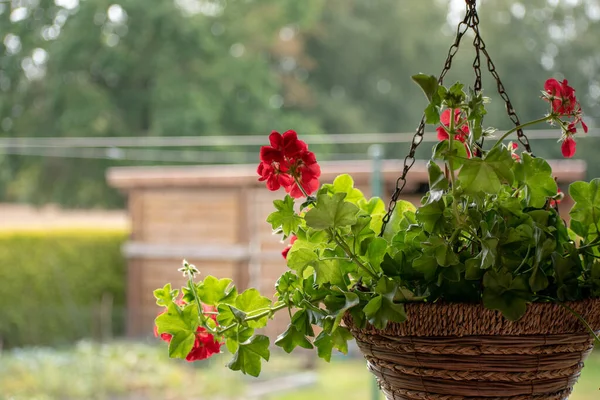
[154,75,599,376]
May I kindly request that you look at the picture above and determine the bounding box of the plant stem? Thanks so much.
[447,108,462,225]
[217,303,288,335]
[331,229,378,279]
[188,276,204,320]
[293,176,310,198]
[490,116,552,150]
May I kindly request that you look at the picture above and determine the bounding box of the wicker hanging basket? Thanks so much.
[344,299,600,400]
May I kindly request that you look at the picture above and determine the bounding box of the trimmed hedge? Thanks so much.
[0,230,127,348]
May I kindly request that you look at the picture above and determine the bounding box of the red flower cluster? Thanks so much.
[436,109,471,157]
[281,235,297,259]
[543,79,588,158]
[154,303,222,362]
[257,130,321,198]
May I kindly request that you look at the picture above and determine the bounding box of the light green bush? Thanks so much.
[0,230,127,348]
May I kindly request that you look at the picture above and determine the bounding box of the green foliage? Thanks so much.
[0,230,127,348]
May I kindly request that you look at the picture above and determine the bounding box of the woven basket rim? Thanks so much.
[346,297,600,337]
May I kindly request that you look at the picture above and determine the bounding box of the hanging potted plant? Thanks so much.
[153,1,600,398]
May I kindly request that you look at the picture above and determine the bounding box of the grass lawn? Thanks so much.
[0,340,598,399]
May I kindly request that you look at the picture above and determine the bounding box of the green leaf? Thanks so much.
[313,327,353,362]
[305,192,360,230]
[412,73,439,102]
[427,161,449,192]
[324,291,360,331]
[423,236,459,267]
[314,258,346,286]
[367,237,388,273]
[415,199,445,233]
[412,254,438,281]
[234,289,272,329]
[359,197,387,233]
[362,278,407,329]
[287,246,319,276]
[570,179,600,228]
[363,295,407,329]
[275,324,313,353]
[227,335,270,377]
[168,331,196,359]
[197,276,237,306]
[331,174,365,204]
[458,147,514,194]
[154,283,176,307]
[267,195,303,237]
[218,289,272,329]
[514,153,557,208]
[433,139,469,169]
[529,267,549,293]
[382,200,417,240]
[482,270,531,321]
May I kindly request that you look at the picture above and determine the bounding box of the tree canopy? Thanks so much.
[1,0,599,207]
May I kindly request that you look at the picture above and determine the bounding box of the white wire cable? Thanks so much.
[1,129,597,148]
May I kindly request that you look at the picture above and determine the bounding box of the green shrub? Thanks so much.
[0,230,127,348]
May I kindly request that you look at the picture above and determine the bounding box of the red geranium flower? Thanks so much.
[436,109,469,143]
[561,136,576,158]
[281,235,298,259]
[257,130,321,198]
[544,78,577,115]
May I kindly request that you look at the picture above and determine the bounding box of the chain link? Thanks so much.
[380,5,473,231]
[380,0,533,235]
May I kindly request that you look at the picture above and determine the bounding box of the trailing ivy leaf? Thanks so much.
[227,335,270,377]
[482,270,531,321]
[275,324,313,353]
[362,294,407,329]
[291,309,315,337]
[225,327,254,353]
[423,236,459,267]
[552,252,581,301]
[412,73,439,102]
[514,153,557,208]
[313,327,354,362]
[350,214,375,255]
[465,257,484,280]
[267,195,303,237]
[305,192,360,230]
[569,179,600,230]
[412,253,438,281]
[362,278,407,329]
[324,291,360,331]
[529,267,549,293]
[367,237,388,273]
[382,200,417,240]
[197,276,237,306]
[415,199,445,233]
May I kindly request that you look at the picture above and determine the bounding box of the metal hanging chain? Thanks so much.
[380,0,532,236]
[468,5,533,154]
[380,4,475,233]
